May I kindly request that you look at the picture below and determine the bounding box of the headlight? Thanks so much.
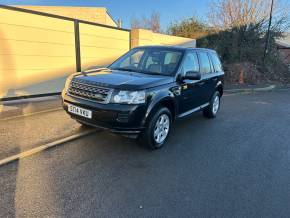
[64,75,73,92]
[111,90,146,104]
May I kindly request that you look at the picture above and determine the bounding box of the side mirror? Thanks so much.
[183,71,201,80]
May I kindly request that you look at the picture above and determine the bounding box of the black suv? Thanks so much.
[62,46,224,149]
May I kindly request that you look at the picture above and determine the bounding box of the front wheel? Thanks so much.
[203,91,221,118]
[138,107,172,150]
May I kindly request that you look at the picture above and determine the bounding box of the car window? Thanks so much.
[143,51,182,75]
[198,52,212,74]
[181,51,199,75]
[209,53,223,72]
[164,52,179,65]
[119,50,144,68]
[110,48,183,76]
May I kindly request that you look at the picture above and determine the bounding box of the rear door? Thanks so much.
[197,51,215,103]
[208,51,224,88]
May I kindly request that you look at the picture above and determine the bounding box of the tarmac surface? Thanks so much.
[0,90,290,217]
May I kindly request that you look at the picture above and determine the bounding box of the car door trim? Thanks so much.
[178,103,210,118]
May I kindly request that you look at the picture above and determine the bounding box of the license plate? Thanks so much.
[68,104,92,119]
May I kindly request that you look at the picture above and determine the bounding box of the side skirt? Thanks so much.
[177,103,210,118]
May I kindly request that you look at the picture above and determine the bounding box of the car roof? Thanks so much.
[134,45,217,53]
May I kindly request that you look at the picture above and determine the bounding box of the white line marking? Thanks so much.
[0,107,63,121]
[0,128,97,167]
[223,91,252,97]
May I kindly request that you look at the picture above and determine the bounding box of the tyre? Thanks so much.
[139,107,172,150]
[203,91,221,118]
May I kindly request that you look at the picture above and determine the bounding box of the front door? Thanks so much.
[178,51,204,114]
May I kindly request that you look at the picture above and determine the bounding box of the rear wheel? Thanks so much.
[139,107,172,150]
[203,91,221,118]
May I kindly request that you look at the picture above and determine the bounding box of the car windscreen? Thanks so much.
[109,47,184,76]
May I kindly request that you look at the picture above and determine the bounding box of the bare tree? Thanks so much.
[131,12,161,33]
[150,12,161,33]
[208,0,289,30]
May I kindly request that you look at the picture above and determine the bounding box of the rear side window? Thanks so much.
[209,53,223,72]
[198,52,211,74]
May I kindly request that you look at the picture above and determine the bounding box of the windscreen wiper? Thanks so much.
[111,67,137,72]
[144,71,163,76]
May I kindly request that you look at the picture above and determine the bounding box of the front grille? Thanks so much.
[68,79,113,104]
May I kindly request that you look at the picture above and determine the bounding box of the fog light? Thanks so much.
[117,112,129,123]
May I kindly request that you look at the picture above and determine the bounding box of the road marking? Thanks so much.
[253,101,271,105]
[0,128,97,167]
[224,85,276,93]
[0,107,63,121]
[223,91,252,97]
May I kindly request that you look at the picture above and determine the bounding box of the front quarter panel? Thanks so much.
[142,83,178,126]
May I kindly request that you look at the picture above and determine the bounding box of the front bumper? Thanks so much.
[62,92,147,134]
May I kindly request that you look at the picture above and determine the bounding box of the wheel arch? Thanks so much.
[143,96,177,126]
[216,84,223,97]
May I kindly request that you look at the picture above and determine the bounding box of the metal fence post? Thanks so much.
[74,20,81,72]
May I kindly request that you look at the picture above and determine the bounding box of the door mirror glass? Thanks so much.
[183,71,201,80]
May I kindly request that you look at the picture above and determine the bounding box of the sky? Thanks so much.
[0,0,211,30]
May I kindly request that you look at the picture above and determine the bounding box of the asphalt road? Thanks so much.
[0,90,290,218]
